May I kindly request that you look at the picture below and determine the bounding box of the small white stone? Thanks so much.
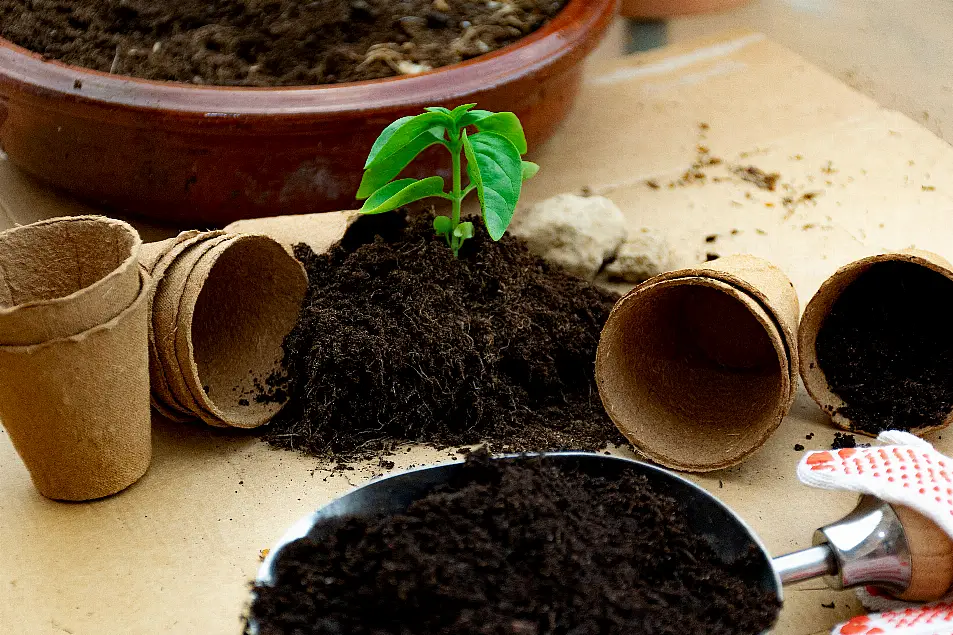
[510,194,627,279]
[152,41,161,53]
[604,228,674,283]
[397,60,432,75]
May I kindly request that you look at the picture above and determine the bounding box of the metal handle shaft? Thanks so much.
[773,544,837,585]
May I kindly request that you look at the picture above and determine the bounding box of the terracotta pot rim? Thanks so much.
[0,0,617,116]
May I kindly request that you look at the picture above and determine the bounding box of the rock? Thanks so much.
[510,194,626,279]
[604,228,674,283]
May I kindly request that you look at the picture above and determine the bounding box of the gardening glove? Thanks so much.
[796,431,953,635]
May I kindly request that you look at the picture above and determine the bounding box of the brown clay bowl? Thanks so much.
[0,0,617,226]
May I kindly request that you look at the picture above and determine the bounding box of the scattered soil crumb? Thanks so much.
[831,433,856,450]
[805,432,814,440]
[248,452,780,635]
[706,253,720,262]
[705,234,718,243]
[793,444,805,451]
[733,166,780,192]
[645,180,660,190]
[821,602,836,609]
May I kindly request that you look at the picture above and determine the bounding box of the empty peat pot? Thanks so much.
[596,255,799,472]
[252,453,953,634]
[0,0,615,226]
[799,249,953,437]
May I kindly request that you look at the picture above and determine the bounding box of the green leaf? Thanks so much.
[364,111,453,169]
[359,177,446,215]
[450,103,477,122]
[357,128,444,199]
[433,216,452,235]
[425,107,453,115]
[459,111,527,154]
[463,130,523,241]
[521,161,540,180]
[453,221,475,240]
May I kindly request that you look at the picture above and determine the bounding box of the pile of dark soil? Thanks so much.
[248,453,780,635]
[815,261,953,435]
[260,212,625,460]
[0,0,566,86]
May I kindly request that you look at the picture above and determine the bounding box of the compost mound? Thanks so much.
[0,0,566,87]
[261,212,624,460]
[815,261,953,435]
[248,453,781,635]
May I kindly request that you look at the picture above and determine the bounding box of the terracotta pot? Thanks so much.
[620,0,749,18]
[0,0,617,227]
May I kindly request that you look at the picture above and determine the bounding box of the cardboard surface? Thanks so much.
[3,30,953,634]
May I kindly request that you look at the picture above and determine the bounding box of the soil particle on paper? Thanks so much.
[260,212,624,461]
[248,452,781,635]
[831,433,857,450]
[732,165,780,192]
[0,0,567,86]
[816,261,953,435]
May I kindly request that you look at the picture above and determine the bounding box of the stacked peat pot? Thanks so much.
[596,254,800,471]
[141,231,307,428]
[0,216,307,501]
[0,217,152,500]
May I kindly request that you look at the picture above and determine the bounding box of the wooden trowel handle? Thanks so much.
[893,504,953,601]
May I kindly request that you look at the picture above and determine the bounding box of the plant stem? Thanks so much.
[450,137,463,257]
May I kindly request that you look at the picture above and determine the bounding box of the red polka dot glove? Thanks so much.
[833,602,953,635]
[797,431,953,635]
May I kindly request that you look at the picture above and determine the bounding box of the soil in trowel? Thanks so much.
[0,0,566,86]
[260,212,625,461]
[248,451,781,635]
[815,261,953,435]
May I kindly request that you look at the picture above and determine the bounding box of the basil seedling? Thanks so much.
[356,104,539,257]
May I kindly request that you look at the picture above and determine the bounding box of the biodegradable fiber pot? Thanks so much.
[799,249,953,437]
[0,216,152,501]
[596,255,799,472]
[0,0,616,226]
[144,231,308,428]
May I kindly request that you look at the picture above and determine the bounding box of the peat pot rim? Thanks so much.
[0,0,617,121]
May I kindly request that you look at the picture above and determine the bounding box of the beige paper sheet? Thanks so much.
[2,29,953,635]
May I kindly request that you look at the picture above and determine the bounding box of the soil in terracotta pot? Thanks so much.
[815,261,953,435]
[259,212,625,460]
[248,452,781,635]
[0,0,567,87]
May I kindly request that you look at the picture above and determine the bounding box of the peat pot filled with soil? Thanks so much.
[248,452,782,635]
[800,251,953,437]
[0,0,616,225]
